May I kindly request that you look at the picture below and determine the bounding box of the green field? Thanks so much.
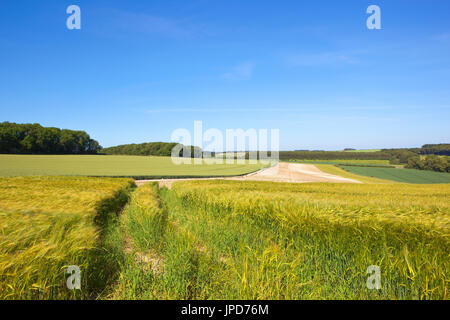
[0,155,264,178]
[340,165,450,184]
[315,164,397,184]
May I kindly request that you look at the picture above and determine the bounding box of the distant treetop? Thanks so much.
[102,142,201,157]
[102,142,178,156]
[0,122,102,154]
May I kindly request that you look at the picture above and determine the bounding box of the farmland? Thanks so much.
[340,165,450,184]
[0,154,449,300]
[0,176,135,299]
[314,164,397,184]
[2,0,450,306]
[289,160,450,184]
[1,172,449,299]
[109,180,450,299]
[0,155,264,178]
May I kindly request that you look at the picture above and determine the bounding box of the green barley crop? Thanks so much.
[165,180,449,299]
[110,180,449,299]
[10,176,445,300]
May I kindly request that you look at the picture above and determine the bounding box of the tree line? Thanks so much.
[419,144,450,156]
[381,145,450,166]
[102,142,201,158]
[279,144,450,165]
[102,142,178,156]
[406,155,450,173]
[2,122,448,167]
[279,150,392,161]
[105,144,450,163]
[0,122,101,154]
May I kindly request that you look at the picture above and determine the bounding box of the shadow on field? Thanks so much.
[86,183,136,299]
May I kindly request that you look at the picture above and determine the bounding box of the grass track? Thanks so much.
[109,183,221,299]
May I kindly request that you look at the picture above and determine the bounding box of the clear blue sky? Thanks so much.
[1,0,449,150]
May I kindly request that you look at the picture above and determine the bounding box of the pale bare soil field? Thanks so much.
[135,162,361,188]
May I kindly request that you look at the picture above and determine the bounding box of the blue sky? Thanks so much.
[1,0,449,150]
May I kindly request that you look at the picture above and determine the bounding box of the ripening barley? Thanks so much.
[0,176,135,300]
[166,180,449,299]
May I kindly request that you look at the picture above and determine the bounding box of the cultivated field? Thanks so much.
[230,162,361,183]
[340,165,450,184]
[0,155,264,178]
[111,180,449,300]
[136,162,361,188]
[0,176,135,299]
[1,155,449,300]
[315,164,396,184]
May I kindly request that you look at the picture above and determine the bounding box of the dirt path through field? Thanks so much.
[135,162,361,188]
[229,162,361,183]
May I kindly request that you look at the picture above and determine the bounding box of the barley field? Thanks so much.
[0,176,135,299]
[0,154,264,178]
[110,180,450,300]
[1,176,449,299]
